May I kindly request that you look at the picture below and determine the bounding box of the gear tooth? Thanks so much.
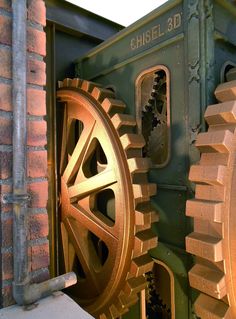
[130,253,154,277]
[120,133,145,150]
[101,98,126,115]
[195,130,233,153]
[81,80,102,92]
[58,80,63,88]
[133,229,157,257]
[133,183,156,203]
[111,113,136,130]
[112,297,129,316]
[194,294,231,319]
[118,291,139,309]
[135,224,152,233]
[189,263,226,299]
[189,165,226,186]
[71,78,81,88]
[214,80,236,102]
[200,153,229,166]
[99,313,108,319]
[135,202,159,225]
[186,199,223,223]
[195,185,225,202]
[205,101,236,125]
[62,78,71,87]
[186,232,223,262]
[127,158,149,174]
[80,80,90,92]
[108,304,121,319]
[124,275,147,296]
[62,78,72,87]
[146,100,154,108]
[91,87,115,103]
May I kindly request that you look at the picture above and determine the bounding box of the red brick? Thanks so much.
[2,251,13,280]
[0,184,13,213]
[27,27,46,56]
[27,150,47,178]
[28,0,46,26]
[27,59,46,86]
[0,202,12,213]
[0,0,11,11]
[0,85,46,115]
[0,151,12,179]
[28,180,48,208]
[0,48,11,79]
[0,117,12,144]
[29,213,48,240]
[0,83,12,111]
[31,243,49,271]
[1,217,13,248]
[27,88,46,116]
[2,285,14,308]
[0,15,11,45]
[27,120,47,146]
[0,184,12,193]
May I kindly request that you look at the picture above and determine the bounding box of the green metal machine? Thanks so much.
[55,0,236,318]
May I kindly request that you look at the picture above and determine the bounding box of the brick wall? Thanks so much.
[0,0,49,307]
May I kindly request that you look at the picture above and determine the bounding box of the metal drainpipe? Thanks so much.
[11,0,77,305]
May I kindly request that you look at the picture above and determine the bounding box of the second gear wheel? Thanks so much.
[186,78,236,318]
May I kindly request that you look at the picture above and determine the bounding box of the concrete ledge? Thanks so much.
[0,292,94,319]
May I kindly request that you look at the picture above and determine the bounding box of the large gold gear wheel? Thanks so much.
[186,76,236,318]
[57,78,158,318]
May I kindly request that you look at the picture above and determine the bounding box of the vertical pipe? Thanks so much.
[12,0,29,296]
[11,1,77,305]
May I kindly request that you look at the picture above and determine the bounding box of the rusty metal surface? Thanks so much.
[57,78,158,318]
[186,72,236,318]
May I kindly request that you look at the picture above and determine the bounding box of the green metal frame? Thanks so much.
[73,1,236,318]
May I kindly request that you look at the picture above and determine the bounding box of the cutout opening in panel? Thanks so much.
[141,259,175,319]
[136,66,170,168]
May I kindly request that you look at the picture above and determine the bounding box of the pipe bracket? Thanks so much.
[1,193,31,204]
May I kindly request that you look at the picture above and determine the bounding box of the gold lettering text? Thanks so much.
[145,30,151,43]
[167,17,173,32]
[136,34,143,48]
[130,38,136,50]
[129,12,182,51]
[151,26,159,40]
[174,13,181,29]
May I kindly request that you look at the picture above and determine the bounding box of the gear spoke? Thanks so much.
[68,168,117,202]
[63,121,96,184]
[63,218,102,294]
[69,203,118,243]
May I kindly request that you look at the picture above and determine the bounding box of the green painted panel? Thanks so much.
[72,0,236,318]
